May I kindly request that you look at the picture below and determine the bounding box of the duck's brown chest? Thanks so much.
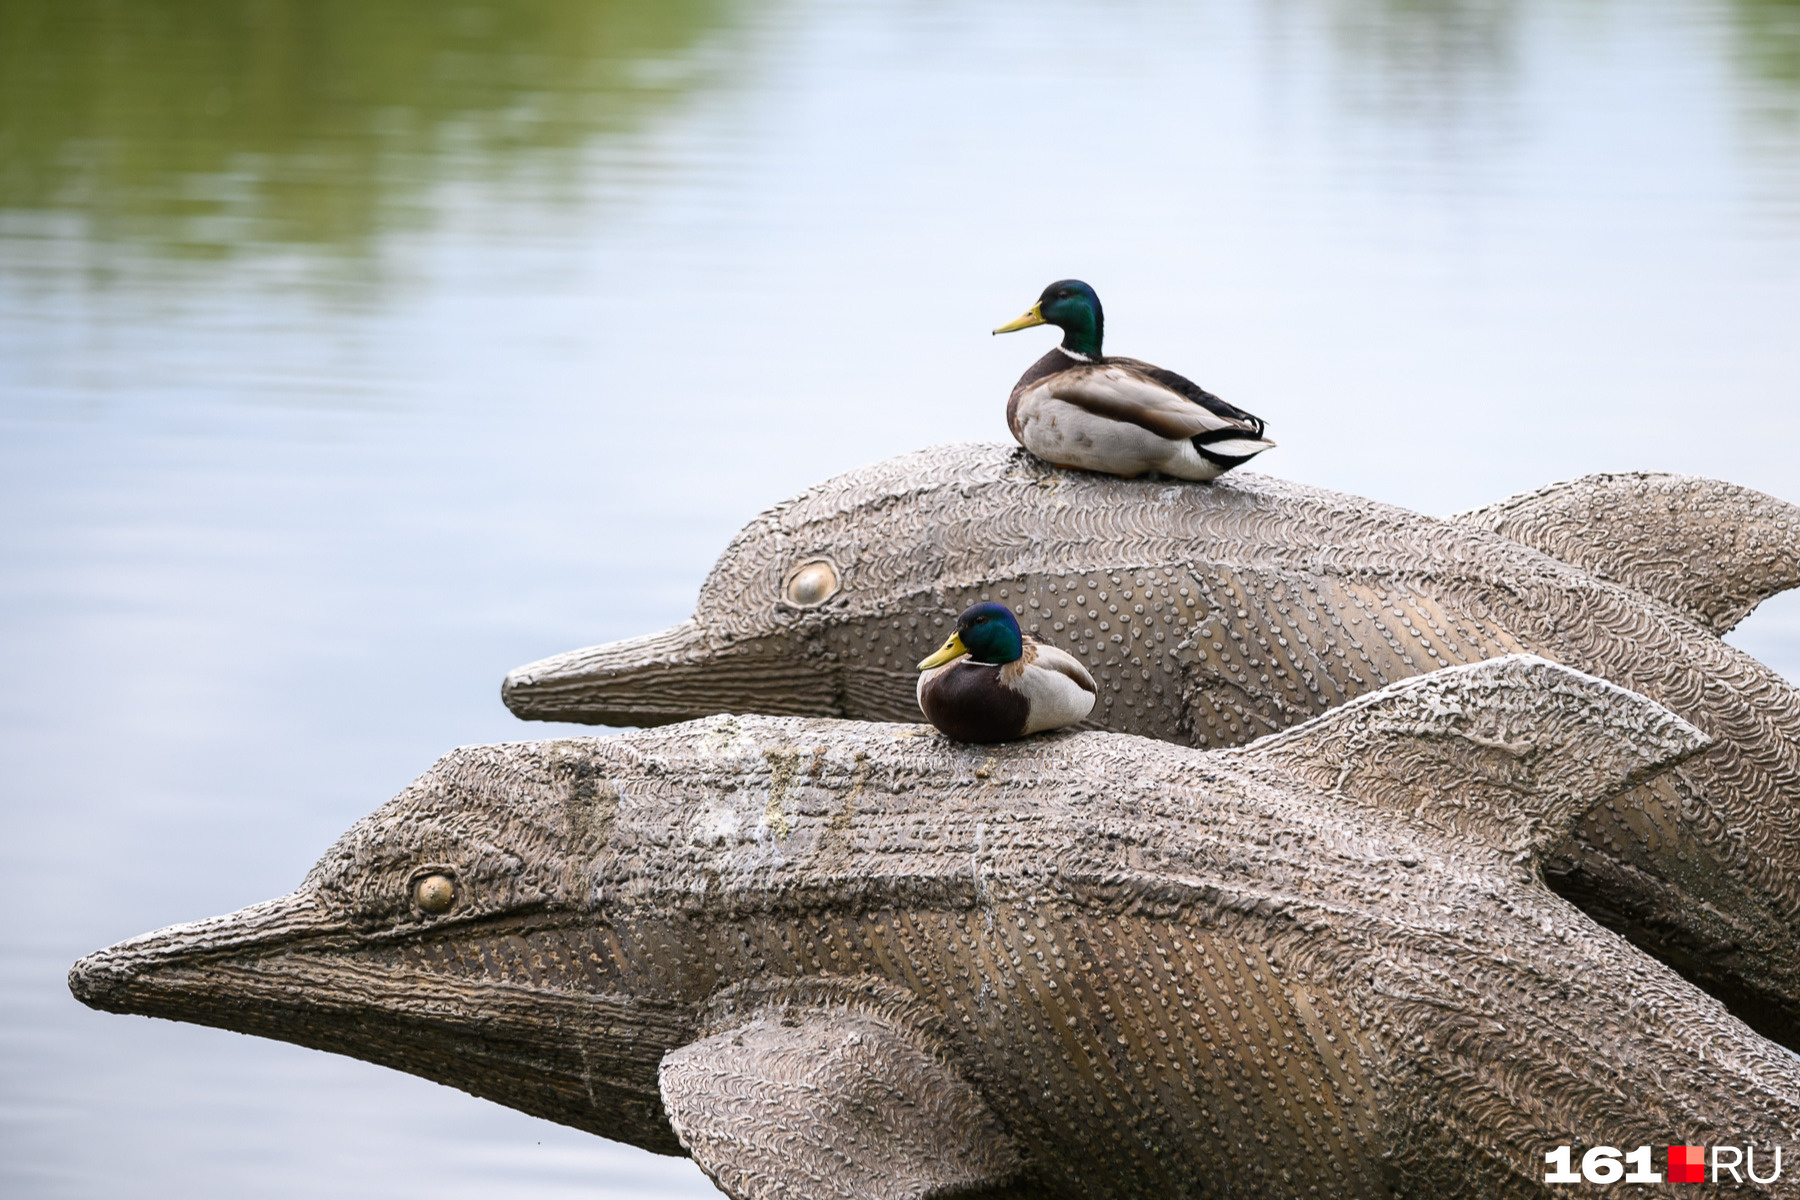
[920,662,1030,742]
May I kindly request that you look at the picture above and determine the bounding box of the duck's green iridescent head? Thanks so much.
[993,279,1104,360]
[918,602,1024,669]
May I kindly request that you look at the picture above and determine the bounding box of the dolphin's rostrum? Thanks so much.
[71,658,1800,1199]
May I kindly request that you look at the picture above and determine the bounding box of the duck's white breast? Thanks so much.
[1012,387,1223,480]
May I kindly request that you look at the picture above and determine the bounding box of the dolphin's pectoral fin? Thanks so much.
[1455,472,1800,634]
[1236,655,1709,862]
[659,1004,1021,1200]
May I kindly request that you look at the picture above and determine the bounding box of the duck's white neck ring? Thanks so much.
[1056,346,1093,363]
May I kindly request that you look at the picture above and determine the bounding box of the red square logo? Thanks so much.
[1669,1145,1706,1183]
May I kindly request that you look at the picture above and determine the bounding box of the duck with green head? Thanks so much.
[994,279,1274,480]
[916,602,1096,742]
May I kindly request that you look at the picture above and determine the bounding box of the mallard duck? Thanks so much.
[916,602,1096,742]
[993,279,1274,480]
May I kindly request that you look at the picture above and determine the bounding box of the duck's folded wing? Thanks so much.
[1048,364,1260,440]
[1031,643,1097,693]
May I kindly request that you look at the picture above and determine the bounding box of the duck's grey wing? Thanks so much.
[1045,362,1265,441]
[1028,641,1097,693]
[1110,356,1267,434]
[659,1003,1021,1200]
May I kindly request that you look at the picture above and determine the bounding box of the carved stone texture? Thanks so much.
[71,658,1800,1199]
[501,443,1800,1051]
[1458,471,1800,637]
[663,1005,1022,1200]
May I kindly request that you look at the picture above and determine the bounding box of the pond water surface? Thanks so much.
[4,1,1800,1197]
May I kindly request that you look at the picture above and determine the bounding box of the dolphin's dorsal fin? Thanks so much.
[1238,655,1708,860]
[660,1001,1022,1200]
[1455,472,1800,634]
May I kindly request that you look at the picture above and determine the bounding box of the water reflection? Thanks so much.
[1305,0,1800,166]
[2,0,1796,284]
[1732,0,1800,117]
[0,0,741,264]
[1320,0,1525,106]
[1291,0,1531,185]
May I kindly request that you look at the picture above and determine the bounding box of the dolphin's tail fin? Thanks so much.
[1455,472,1800,635]
[1236,655,1709,862]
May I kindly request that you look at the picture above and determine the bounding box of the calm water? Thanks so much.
[3,1,1799,1196]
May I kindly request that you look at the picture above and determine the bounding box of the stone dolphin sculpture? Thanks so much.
[71,658,1800,1198]
[502,444,1800,1051]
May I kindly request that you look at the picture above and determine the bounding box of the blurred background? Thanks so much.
[2,0,1797,1196]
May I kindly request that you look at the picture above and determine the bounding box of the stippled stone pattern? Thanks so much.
[73,659,1799,1199]
[503,443,1800,1052]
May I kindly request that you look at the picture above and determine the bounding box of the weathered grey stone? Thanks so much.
[70,658,1800,1198]
[502,444,1800,1050]
[1457,470,1800,637]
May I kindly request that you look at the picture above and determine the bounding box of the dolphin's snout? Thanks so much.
[504,619,840,726]
[67,892,335,1018]
[67,949,129,1008]
[504,620,711,725]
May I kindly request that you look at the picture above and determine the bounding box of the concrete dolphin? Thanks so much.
[502,443,1800,1051]
[72,658,1800,1198]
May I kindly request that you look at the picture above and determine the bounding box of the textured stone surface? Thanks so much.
[72,658,1800,1199]
[502,444,1800,1050]
[662,1003,1023,1200]
[1458,471,1800,637]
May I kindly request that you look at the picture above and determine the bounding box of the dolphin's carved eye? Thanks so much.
[414,873,457,914]
[783,558,841,607]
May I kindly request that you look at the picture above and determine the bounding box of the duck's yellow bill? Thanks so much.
[992,304,1045,335]
[918,633,968,670]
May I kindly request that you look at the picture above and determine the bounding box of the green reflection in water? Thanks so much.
[0,0,738,262]
[3,0,1796,271]
[1733,0,1800,118]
